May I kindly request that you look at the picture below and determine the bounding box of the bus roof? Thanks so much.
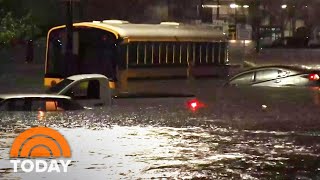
[49,21,227,42]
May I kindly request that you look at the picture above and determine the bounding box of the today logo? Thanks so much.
[9,127,72,173]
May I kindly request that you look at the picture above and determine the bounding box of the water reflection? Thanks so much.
[0,113,320,178]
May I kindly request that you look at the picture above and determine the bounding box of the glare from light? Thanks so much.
[202,5,221,8]
[103,20,129,24]
[281,4,287,9]
[309,74,320,81]
[243,5,249,8]
[229,40,237,43]
[261,105,267,110]
[160,22,180,26]
[230,3,239,9]
[191,102,198,109]
[187,99,205,111]
[37,111,45,121]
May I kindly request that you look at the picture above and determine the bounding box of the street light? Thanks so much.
[230,3,239,9]
[202,5,221,8]
[280,4,287,39]
[229,3,239,37]
[243,5,249,8]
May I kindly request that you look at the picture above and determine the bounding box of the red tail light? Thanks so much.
[187,99,205,111]
[309,74,320,81]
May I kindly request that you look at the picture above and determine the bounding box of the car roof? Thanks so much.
[0,94,71,100]
[66,74,107,81]
[229,65,318,80]
[245,65,306,72]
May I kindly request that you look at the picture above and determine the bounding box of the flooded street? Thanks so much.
[1,85,320,179]
[2,0,320,178]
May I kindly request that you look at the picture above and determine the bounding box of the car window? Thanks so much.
[66,80,100,100]
[31,98,83,111]
[229,72,254,85]
[31,98,55,111]
[58,99,84,110]
[255,69,286,82]
[66,81,89,98]
[47,79,73,93]
[0,98,32,111]
[0,97,83,111]
[255,69,280,82]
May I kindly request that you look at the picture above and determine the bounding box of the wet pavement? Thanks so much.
[1,85,320,179]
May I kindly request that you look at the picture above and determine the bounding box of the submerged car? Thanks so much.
[0,94,84,111]
[225,66,320,87]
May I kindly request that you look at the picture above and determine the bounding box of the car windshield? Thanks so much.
[46,79,73,93]
[0,97,83,111]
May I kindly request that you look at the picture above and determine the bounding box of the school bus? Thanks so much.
[45,20,229,93]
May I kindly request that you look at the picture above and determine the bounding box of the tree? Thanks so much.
[0,11,40,48]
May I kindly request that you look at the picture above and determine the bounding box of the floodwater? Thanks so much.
[1,86,320,179]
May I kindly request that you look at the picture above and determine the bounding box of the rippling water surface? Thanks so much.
[1,87,320,179]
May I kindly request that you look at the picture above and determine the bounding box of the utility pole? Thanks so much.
[62,0,79,76]
[216,0,220,20]
[198,0,204,21]
[66,0,73,60]
[291,0,296,36]
[251,0,261,53]
[281,9,285,39]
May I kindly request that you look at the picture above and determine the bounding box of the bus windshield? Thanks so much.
[47,28,117,80]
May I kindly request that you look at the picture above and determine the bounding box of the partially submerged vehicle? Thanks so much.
[46,74,198,109]
[0,74,200,111]
[225,65,320,87]
[46,74,112,107]
[0,94,83,111]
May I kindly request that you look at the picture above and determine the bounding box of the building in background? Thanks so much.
[23,0,317,47]
[200,0,320,47]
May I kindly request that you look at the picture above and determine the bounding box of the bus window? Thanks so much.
[221,42,227,64]
[127,43,137,66]
[78,29,117,79]
[213,42,220,64]
[180,43,188,65]
[152,42,160,64]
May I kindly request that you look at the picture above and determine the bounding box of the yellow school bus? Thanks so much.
[45,20,229,92]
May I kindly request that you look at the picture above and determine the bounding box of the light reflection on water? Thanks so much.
[0,113,319,179]
[1,87,320,179]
